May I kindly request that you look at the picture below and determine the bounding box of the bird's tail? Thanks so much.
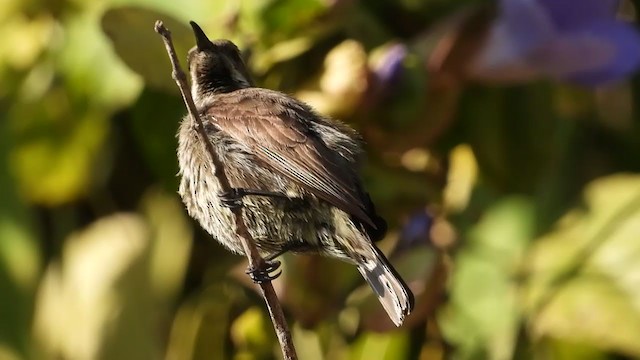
[357,246,414,326]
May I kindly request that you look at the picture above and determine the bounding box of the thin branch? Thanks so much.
[154,20,297,360]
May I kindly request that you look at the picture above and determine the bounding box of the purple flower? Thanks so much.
[374,43,407,86]
[396,210,433,252]
[469,0,640,85]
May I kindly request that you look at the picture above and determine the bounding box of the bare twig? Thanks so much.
[154,20,297,360]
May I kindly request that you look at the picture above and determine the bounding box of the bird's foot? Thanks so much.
[264,242,310,262]
[219,188,246,209]
[246,259,282,284]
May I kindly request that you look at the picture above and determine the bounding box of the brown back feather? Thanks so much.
[202,88,377,228]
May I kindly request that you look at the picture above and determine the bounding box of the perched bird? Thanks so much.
[177,21,414,326]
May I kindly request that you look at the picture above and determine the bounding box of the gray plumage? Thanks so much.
[177,21,413,326]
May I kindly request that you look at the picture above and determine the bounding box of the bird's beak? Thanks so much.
[190,21,212,50]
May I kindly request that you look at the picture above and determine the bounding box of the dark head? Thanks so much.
[188,21,253,97]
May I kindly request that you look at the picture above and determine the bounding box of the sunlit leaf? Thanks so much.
[292,323,324,360]
[33,214,156,359]
[101,6,193,93]
[165,282,244,360]
[140,189,192,301]
[259,0,327,41]
[544,339,612,360]
[0,14,54,71]
[534,277,640,356]
[350,331,410,360]
[525,174,640,357]
[296,39,369,118]
[440,197,534,360]
[231,306,278,359]
[252,36,314,75]
[443,144,478,214]
[9,0,143,205]
[0,345,21,360]
[59,3,142,109]
[10,99,109,205]
[106,0,230,26]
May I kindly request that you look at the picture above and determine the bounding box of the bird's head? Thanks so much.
[188,21,253,98]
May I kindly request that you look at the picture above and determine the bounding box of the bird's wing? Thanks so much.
[203,91,376,228]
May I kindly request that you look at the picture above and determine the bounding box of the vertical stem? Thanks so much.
[154,21,297,360]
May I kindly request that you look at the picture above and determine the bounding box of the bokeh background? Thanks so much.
[2,0,640,359]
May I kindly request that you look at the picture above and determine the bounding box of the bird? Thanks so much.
[177,21,414,326]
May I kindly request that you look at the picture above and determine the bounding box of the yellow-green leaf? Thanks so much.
[101,6,193,93]
[525,174,640,357]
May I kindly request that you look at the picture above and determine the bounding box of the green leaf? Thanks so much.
[543,338,612,360]
[139,189,192,301]
[165,283,244,360]
[283,255,360,327]
[32,214,157,359]
[533,277,640,356]
[251,36,314,75]
[101,6,193,93]
[258,0,328,42]
[106,0,229,26]
[350,331,410,360]
[440,197,535,360]
[0,110,40,359]
[59,3,142,109]
[231,307,278,358]
[10,99,110,205]
[9,1,143,205]
[130,88,184,189]
[292,323,324,360]
[458,85,557,194]
[524,174,640,357]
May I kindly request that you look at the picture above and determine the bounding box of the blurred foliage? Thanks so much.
[2,0,640,359]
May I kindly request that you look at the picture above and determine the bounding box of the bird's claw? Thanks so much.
[219,188,245,209]
[246,260,282,284]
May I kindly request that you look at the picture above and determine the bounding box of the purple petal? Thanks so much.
[472,0,640,86]
[531,32,614,78]
[536,0,619,30]
[397,211,433,251]
[469,0,555,82]
[562,21,640,85]
[499,0,555,54]
[375,43,407,85]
